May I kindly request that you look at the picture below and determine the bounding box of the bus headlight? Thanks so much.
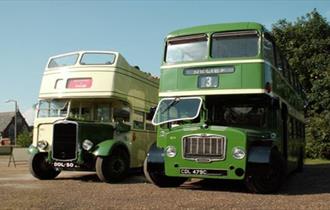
[37,140,48,150]
[82,139,94,151]
[232,147,245,160]
[165,146,177,158]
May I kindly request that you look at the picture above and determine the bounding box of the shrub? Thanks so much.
[17,130,32,147]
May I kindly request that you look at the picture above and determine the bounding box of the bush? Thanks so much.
[17,131,32,147]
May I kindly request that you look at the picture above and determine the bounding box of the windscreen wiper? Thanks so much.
[161,97,180,114]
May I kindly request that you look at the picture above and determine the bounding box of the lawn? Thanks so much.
[305,158,330,165]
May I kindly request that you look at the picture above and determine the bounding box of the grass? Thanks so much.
[305,158,330,165]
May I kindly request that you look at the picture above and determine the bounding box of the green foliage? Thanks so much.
[272,9,330,159]
[17,130,32,147]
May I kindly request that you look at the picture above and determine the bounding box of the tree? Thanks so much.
[272,9,330,159]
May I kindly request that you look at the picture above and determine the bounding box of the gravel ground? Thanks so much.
[0,156,330,210]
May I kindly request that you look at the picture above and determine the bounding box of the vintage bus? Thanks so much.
[144,22,305,193]
[29,51,159,183]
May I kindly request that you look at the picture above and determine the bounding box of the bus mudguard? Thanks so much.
[28,145,39,155]
[247,146,272,164]
[92,140,128,157]
[146,143,165,172]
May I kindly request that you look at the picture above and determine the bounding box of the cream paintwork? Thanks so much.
[32,117,65,151]
[130,130,156,167]
[33,51,159,168]
[40,51,158,111]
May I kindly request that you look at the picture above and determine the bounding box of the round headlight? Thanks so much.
[37,140,48,150]
[82,139,94,151]
[165,146,177,158]
[232,147,246,160]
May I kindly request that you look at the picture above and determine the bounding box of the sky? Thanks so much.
[0,0,329,124]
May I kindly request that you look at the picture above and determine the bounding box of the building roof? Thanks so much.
[0,112,15,132]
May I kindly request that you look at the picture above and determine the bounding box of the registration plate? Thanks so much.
[180,168,227,176]
[53,161,78,168]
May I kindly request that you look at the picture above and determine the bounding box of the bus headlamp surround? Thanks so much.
[165,145,177,158]
[82,139,94,151]
[37,140,48,150]
[232,147,246,160]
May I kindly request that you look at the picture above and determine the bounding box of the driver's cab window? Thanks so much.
[113,101,130,123]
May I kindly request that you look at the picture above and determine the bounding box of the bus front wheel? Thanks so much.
[245,150,284,194]
[96,149,129,183]
[29,153,61,180]
[143,158,187,187]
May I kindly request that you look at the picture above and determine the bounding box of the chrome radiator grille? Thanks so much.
[183,135,226,160]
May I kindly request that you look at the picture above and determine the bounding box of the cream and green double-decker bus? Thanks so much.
[144,22,305,193]
[29,51,159,182]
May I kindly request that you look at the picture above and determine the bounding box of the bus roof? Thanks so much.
[166,22,265,39]
[47,51,139,72]
[39,51,159,109]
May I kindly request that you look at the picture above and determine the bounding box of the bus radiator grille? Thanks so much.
[183,135,226,161]
[52,122,77,161]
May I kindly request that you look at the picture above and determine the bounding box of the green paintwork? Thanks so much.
[167,22,265,39]
[28,145,39,155]
[161,125,247,180]
[155,22,305,180]
[160,63,264,93]
[77,121,114,145]
[92,139,121,157]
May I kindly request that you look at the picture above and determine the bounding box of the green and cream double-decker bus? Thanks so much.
[29,51,159,183]
[144,22,305,193]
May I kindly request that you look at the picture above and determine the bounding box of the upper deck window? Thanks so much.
[211,31,259,58]
[165,34,208,64]
[48,54,79,68]
[80,53,116,65]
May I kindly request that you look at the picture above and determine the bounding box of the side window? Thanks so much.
[69,101,92,121]
[133,111,145,130]
[69,103,80,119]
[80,103,92,121]
[263,36,275,66]
[146,111,155,131]
[146,122,155,131]
[95,104,111,122]
[113,102,130,123]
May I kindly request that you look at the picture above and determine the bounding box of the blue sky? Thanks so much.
[0,0,329,121]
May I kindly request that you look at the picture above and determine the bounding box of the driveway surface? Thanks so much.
[0,156,330,209]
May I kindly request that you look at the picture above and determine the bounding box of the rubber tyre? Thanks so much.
[96,150,129,183]
[245,150,285,194]
[29,153,60,180]
[143,157,187,188]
